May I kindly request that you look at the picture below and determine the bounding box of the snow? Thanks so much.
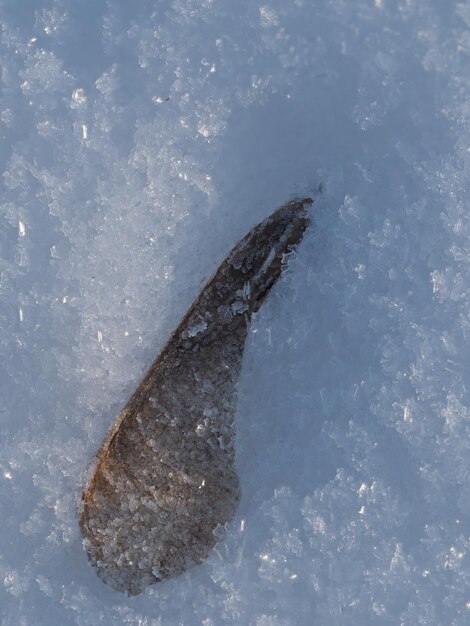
[1,0,470,624]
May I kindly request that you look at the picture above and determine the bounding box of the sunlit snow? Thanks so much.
[1,1,469,624]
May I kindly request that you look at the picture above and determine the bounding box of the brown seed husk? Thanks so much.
[80,198,312,595]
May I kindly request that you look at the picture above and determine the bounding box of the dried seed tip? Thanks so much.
[79,198,312,595]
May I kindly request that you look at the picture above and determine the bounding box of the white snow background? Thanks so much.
[1,0,469,624]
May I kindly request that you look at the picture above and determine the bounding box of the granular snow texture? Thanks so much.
[0,1,469,625]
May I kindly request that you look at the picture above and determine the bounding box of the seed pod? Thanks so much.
[80,198,312,595]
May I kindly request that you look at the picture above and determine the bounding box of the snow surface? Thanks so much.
[1,0,470,624]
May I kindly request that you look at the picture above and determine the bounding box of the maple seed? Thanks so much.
[80,198,312,595]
